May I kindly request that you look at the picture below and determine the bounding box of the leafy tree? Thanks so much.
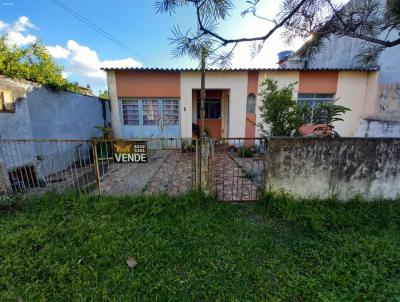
[157,0,400,66]
[0,35,79,91]
[258,78,304,137]
[312,99,351,137]
[98,90,109,100]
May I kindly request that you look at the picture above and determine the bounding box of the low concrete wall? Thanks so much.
[265,138,400,200]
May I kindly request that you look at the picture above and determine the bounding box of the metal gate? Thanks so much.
[208,138,266,202]
[0,138,265,201]
[95,138,197,195]
[0,138,197,196]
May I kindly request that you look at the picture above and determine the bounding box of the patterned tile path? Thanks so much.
[144,152,196,195]
[97,148,263,201]
[210,152,264,201]
[100,150,170,195]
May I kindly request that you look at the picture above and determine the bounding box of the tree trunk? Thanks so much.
[200,47,206,142]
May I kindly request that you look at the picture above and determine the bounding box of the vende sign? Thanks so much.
[113,141,148,163]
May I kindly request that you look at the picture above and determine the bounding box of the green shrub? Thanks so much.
[237,146,254,158]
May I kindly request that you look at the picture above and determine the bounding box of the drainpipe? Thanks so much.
[100,98,107,127]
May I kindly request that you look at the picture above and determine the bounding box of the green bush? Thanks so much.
[237,146,254,158]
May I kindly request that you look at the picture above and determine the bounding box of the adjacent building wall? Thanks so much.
[0,76,109,175]
[265,138,400,200]
[358,119,400,138]
[27,87,108,139]
[294,0,400,136]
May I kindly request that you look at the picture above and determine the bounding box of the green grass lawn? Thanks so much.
[1,192,400,301]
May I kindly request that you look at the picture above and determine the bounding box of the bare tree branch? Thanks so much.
[157,0,400,66]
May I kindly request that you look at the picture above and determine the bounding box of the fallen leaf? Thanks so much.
[126,256,137,269]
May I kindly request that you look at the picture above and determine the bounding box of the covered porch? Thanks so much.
[191,89,230,139]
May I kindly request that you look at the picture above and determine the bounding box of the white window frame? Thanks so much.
[121,99,140,126]
[120,98,180,127]
[142,99,160,126]
[298,93,335,123]
[162,99,180,126]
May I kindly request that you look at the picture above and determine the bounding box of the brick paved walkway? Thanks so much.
[210,152,263,201]
[96,149,263,201]
[144,152,196,195]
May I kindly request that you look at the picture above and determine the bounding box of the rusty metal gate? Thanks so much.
[95,138,197,195]
[0,138,265,201]
[208,138,266,202]
[0,138,198,196]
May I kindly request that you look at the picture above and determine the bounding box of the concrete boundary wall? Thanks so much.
[265,138,400,201]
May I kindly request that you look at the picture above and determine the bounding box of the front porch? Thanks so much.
[191,89,230,139]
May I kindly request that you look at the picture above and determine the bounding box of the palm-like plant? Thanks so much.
[312,98,351,137]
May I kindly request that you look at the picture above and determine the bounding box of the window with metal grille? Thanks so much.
[197,99,221,119]
[298,94,334,123]
[122,100,140,125]
[163,100,179,125]
[143,100,160,126]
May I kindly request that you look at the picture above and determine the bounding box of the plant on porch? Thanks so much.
[258,78,304,137]
[312,98,351,137]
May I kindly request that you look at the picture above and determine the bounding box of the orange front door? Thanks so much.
[203,118,222,139]
[197,98,222,139]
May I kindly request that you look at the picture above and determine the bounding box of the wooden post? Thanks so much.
[0,140,12,194]
[0,163,9,194]
[92,140,101,194]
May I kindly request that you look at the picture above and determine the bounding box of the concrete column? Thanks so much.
[107,71,122,138]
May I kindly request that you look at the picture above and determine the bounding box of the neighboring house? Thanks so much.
[103,67,379,139]
[0,75,110,191]
[279,0,400,137]
[76,85,95,97]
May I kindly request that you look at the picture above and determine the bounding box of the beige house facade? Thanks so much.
[103,67,379,139]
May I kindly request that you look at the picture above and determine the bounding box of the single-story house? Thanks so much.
[102,67,380,139]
